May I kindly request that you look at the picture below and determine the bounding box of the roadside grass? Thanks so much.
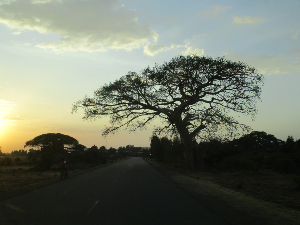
[145,157,300,225]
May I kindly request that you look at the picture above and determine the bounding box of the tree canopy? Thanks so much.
[25,133,79,153]
[73,55,264,168]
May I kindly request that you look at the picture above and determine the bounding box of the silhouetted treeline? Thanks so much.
[150,136,185,167]
[4,144,150,170]
[150,131,300,174]
[26,145,124,170]
[11,149,28,156]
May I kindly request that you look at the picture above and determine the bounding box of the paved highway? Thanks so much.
[0,157,230,225]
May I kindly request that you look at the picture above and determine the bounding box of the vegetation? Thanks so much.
[150,136,184,167]
[25,133,79,153]
[150,131,300,175]
[1,133,150,171]
[73,55,264,169]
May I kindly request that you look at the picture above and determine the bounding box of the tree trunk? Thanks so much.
[183,144,197,169]
[174,117,206,170]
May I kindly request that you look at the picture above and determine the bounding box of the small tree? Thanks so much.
[73,55,263,169]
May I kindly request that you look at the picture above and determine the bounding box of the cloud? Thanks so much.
[182,46,204,56]
[292,32,299,39]
[3,115,24,120]
[143,40,204,57]
[224,52,300,75]
[0,99,15,106]
[143,44,167,56]
[31,0,53,4]
[0,0,158,52]
[233,16,264,24]
[200,5,232,17]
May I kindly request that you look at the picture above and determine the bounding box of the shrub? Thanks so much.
[39,152,55,170]
[0,157,13,166]
[82,148,107,164]
[266,153,300,174]
[14,157,22,165]
[217,156,259,171]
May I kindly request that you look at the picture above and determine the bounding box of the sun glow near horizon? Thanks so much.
[0,116,8,135]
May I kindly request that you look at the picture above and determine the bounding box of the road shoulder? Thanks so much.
[149,162,300,225]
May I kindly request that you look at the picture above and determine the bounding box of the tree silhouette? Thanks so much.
[25,133,79,153]
[73,55,263,169]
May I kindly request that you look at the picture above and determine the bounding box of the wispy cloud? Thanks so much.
[0,0,158,52]
[292,32,299,39]
[200,5,232,17]
[233,16,264,24]
[224,52,300,75]
[3,115,24,120]
[0,99,15,106]
[143,40,204,57]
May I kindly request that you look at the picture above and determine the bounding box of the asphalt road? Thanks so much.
[0,157,231,225]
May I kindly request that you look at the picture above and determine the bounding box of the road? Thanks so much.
[0,157,230,225]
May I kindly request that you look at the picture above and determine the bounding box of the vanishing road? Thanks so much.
[0,157,230,225]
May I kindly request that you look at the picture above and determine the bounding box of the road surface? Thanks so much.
[0,157,230,225]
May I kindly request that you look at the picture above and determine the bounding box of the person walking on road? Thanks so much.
[60,158,68,179]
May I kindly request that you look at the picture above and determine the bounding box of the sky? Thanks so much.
[0,0,300,153]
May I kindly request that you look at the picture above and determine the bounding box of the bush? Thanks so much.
[217,156,259,171]
[39,152,55,170]
[82,148,107,164]
[266,153,300,174]
[14,157,22,165]
[0,157,13,166]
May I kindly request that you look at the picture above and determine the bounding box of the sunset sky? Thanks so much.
[1,0,300,153]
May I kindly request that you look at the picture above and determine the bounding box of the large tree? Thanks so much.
[72,55,264,169]
[25,133,79,153]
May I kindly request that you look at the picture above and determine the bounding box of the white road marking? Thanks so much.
[86,200,99,215]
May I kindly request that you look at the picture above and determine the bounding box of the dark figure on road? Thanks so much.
[60,158,68,179]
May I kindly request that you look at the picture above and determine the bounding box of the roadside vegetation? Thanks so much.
[147,131,300,212]
[0,133,149,194]
[149,131,300,176]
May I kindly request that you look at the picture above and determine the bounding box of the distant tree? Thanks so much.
[11,149,28,156]
[150,136,161,160]
[233,131,284,151]
[99,146,107,151]
[25,133,79,153]
[73,55,264,169]
[107,147,116,155]
[72,144,87,152]
[0,146,2,155]
[118,146,128,157]
[83,145,108,164]
[282,136,296,153]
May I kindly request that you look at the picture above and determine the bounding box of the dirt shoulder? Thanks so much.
[146,159,300,225]
[0,159,127,202]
